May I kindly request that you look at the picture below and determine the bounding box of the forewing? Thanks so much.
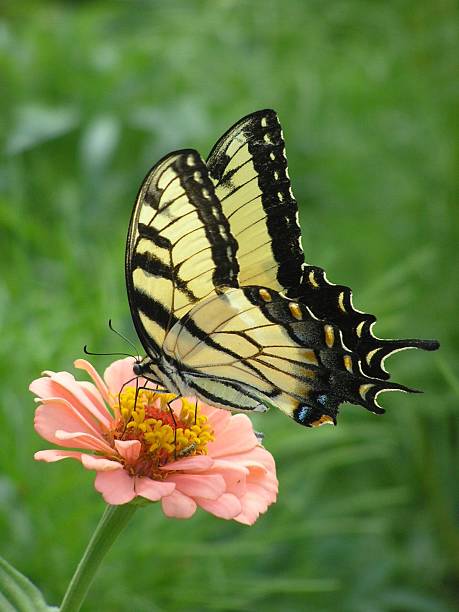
[126,149,239,358]
[207,109,304,292]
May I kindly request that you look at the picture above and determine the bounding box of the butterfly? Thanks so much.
[125,109,439,427]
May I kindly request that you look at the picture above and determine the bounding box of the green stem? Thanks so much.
[60,503,137,612]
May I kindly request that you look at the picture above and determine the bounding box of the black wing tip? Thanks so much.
[418,339,440,352]
[240,108,278,121]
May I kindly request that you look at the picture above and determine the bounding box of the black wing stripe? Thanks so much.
[132,252,198,303]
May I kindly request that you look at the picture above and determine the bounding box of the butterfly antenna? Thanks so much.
[108,319,140,356]
[83,345,136,359]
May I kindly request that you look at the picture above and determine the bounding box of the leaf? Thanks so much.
[0,556,57,612]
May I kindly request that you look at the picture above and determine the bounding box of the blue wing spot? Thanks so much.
[297,406,312,423]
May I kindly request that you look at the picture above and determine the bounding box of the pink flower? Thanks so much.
[30,358,278,524]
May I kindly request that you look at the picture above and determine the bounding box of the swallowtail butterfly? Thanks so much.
[126,110,439,427]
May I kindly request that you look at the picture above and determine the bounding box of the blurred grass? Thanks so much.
[0,1,458,610]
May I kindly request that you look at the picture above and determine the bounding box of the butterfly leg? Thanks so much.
[167,401,178,460]
[117,375,139,411]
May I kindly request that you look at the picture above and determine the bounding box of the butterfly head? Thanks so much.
[293,393,338,428]
[133,356,156,378]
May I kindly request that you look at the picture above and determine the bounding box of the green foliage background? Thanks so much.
[1,1,458,610]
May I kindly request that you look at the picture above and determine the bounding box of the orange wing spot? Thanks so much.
[289,302,303,320]
[324,324,335,348]
[359,383,374,400]
[343,354,353,372]
[259,288,272,302]
[311,415,335,427]
[301,349,319,365]
[308,271,319,288]
[338,291,346,312]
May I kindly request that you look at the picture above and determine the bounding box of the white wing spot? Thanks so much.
[356,321,365,337]
[263,133,273,144]
[308,271,319,287]
[270,152,276,161]
[278,191,284,202]
[359,383,374,400]
[274,170,280,181]
[186,154,196,167]
[194,171,203,183]
[261,116,268,127]
[202,188,211,199]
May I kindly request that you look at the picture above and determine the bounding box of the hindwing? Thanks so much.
[162,286,417,425]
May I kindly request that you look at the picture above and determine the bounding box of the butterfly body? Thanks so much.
[126,110,439,427]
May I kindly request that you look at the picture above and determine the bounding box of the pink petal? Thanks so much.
[234,470,278,525]
[204,460,248,497]
[53,429,114,455]
[30,372,111,430]
[160,455,214,472]
[74,359,111,405]
[103,357,139,396]
[78,381,114,421]
[81,454,122,471]
[34,397,105,442]
[161,490,197,519]
[50,372,109,425]
[169,396,185,416]
[219,445,276,473]
[242,445,277,471]
[114,439,141,463]
[234,494,266,525]
[95,469,136,504]
[207,413,258,457]
[34,449,85,462]
[234,489,275,525]
[200,402,232,433]
[134,477,175,501]
[168,473,225,500]
[196,493,242,520]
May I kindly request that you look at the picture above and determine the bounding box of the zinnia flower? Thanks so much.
[30,357,278,524]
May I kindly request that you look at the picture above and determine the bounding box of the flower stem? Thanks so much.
[60,503,137,612]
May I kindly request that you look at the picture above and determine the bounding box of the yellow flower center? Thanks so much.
[110,387,215,478]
